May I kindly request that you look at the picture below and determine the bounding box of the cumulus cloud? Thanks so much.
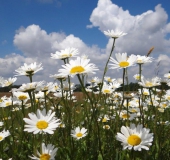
[12,24,106,84]
[88,0,170,55]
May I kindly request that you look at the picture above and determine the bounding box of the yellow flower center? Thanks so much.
[102,118,107,122]
[104,125,110,129]
[0,99,2,102]
[127,135,141,146]
[40,154,51,160]
[121,114,130,119]
[18,95,28,100]
[162,104,167,108]
[103,89,110,94]
[5,102,11,107]
[36,121,48,129]
[119,61,129,68]
[76,132,83,137]
[145,82,153,87]
[143,91,149,95]
[0,136,3,141]
[167,96,170,100]
[131,109,137,113]
[70,66,85,74]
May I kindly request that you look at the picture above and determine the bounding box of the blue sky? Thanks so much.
[1,0,170,84]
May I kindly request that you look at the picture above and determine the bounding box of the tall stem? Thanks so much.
[100,38,116,91]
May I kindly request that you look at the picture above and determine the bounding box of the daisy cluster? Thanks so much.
[0,30,169,159]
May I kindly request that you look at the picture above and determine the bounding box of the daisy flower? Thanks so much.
[138,77,160,88]
[103,125,110,130]
[58,57,98,77]
[119,110,136,121]
[16,81,44,92]
[51,47,79,60]
[0,77,17,87]
[133,74,144,81]
[15,62,43,76]
[0,122,4,127]
[116,123,153,151]
[109,53,137,69]
[136,55,154,64]
[164,73,170,79]
[104,30,127,39]
[0,130,10,141]
[13,91,29,101]
[71,126,87,140]
[29,143,58,160]
[23,109,60,134]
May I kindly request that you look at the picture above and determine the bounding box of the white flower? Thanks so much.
[71,126,87,140]
[164,73,170,79]
[13,91,29,101]
[51,47,79,60]
[116,123,153,151]
[109,53,137,69]
[0,77,17,87]
[16,81,44,92]
[119,110,136,121]
[104,30,127,39]
[136,55,154,64]
[0,122,4,127]
[133,74,144,81]
[15,62,43,76]
[0,130,10,141]
[102,82,114,94]
[138,77,160,88]
[29,143,58,160]
[58,57,98,77]
[23,109,60,134]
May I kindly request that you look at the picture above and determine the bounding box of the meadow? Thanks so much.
[0,30,170,160]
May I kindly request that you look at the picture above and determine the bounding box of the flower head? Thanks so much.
[15,62,43,77]
[0,130,10,141]
[71,126,87,140]
[0,77,17,87]
[136,55,154,64]
[138,77,160,88]
[116,123,153,151]
[58,57,98,77]
[104,30,127,39]
[29,143,58,160]
[109,53,137,69]
[51,47,79,60]
[23,109,60,134]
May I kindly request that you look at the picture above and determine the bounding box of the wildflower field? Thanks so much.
[0,30,170,160]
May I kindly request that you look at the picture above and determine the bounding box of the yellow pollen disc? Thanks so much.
[143,92,149,95]
[61,54,69,58]
[131,109,137,113]
[137,60,143,64]
[102,118,107,122]
[121,114,130,119]
[0,136,3,141]
[127,135,141,146]
[18,95,28,100]
[103,89,110,94]
[76,132,83,137]
[104,125,110,129]
[40,154,51,160]
[70,66,85,74]
[119,61,129,68]
[36,121,48,129]
[0,99,2,102]
[145,82,153,87]
[162,104,167,108]
[5,102,11,106]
